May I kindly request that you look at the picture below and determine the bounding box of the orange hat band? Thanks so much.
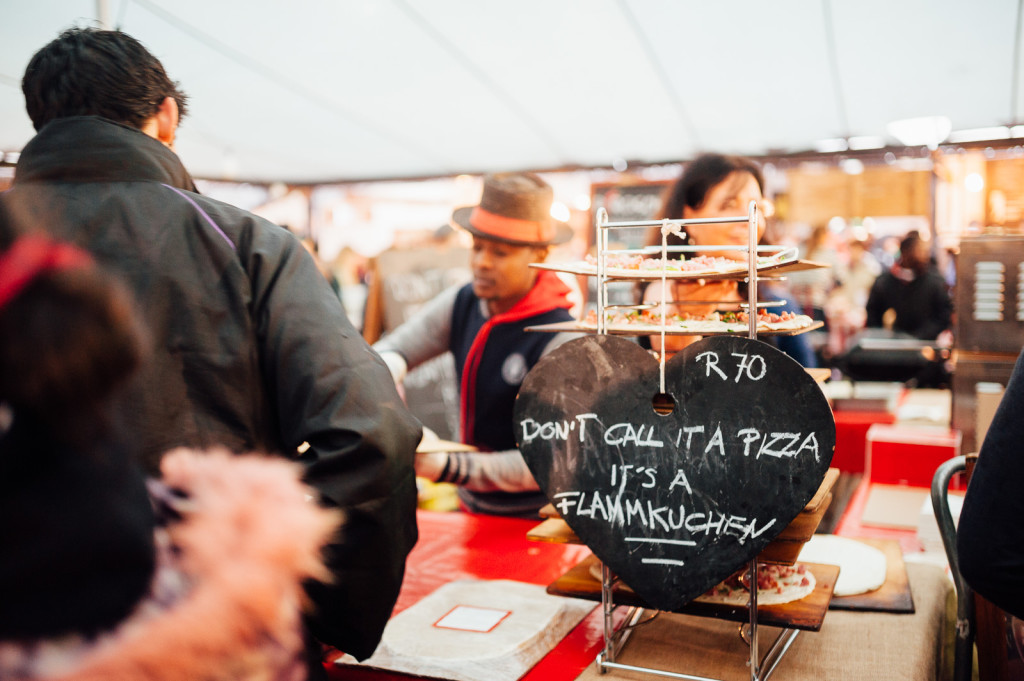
[469,206,553,244]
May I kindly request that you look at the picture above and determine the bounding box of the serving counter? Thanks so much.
[327,510,953,681]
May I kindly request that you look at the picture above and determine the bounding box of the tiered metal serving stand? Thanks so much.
[529,201,831,681]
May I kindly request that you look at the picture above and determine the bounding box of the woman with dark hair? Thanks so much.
[641,153,815,366]
[653,154,768,233]
[0,235,148,445]
[0,234,155,642]
[0,234,340,680]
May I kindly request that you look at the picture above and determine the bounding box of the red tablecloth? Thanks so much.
[326,510,610,681]
[329,508,952,681]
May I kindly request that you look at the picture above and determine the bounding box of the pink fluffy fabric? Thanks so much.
[50,448,341,681]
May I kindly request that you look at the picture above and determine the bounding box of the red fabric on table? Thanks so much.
[326,510,613,681]
[394,510,593,613]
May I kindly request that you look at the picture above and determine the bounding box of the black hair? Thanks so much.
[646,153,766,250]
[899,231,922,255]
[22,27,189,131]
[659,153,765,221]
[0,258,147,446]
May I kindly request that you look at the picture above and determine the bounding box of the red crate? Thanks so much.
[866,424,962,488]
[832,410,897,473]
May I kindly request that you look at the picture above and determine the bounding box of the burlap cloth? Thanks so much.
[574,562,952,681]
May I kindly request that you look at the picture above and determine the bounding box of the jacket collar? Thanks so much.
[13,116,197,192]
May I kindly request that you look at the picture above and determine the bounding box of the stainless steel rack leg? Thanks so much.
[589,202,802,680]
[594,558,801,681]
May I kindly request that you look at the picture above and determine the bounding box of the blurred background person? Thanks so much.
[820,236,881,363]
[787,223,839,327]
[642,153,816,367]
[865,231,952,341]
[835,237,882,310]
[301,234,343,300]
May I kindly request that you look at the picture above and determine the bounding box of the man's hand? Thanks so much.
[414,451,449,482]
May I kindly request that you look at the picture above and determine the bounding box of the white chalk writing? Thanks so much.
[553,491,776,545]
[694,349,769,382]
[518,419,822,460]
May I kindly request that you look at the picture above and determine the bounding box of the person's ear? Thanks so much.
[153,96,179,148]
[534,245,551,262]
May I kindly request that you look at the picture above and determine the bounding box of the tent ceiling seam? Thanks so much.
[115,0,132,30]
[821,0,850,138]
[130,0,452,174]
[390,0,570,166]
[1011,0,1024,124]
[616,0,701,151]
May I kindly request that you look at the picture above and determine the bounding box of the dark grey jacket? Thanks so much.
[865,265,952,341]
[0,116,421,659]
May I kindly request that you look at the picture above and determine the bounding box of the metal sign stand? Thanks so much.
[588,202,800,681]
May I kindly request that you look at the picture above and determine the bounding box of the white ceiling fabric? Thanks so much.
[1,0,1020,184]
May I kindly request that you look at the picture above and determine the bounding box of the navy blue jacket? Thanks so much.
[448,271,574,514]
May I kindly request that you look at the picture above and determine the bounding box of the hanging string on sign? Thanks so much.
[658,219,683,394]
[746,200,760,341]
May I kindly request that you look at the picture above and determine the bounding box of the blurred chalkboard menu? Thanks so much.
[590,180,672,250]
[366,247,471,440]
[589,180,672,306]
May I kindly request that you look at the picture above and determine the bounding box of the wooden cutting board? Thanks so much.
[826,537,914,613]
[546,554,839,632]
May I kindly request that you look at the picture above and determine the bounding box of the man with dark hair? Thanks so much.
[21,28,189,133]
[865,232,952,341]
[2,27,421,675]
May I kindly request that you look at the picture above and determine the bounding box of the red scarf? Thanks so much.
[459,270,572,447]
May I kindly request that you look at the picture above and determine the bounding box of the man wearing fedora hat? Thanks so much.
[375,172,579,517]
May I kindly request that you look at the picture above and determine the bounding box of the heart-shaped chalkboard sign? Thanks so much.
[514,334,835,612]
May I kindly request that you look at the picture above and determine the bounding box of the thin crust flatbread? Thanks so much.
[588,562,816,607]
[579,318,815,334]
[581,310,816,335]
[695,563,817,606]
[584,254,750,278]
[796,535,887,597]
[528,253,797,280]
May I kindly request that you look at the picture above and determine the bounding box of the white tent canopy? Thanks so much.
[2,0,1022,184]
